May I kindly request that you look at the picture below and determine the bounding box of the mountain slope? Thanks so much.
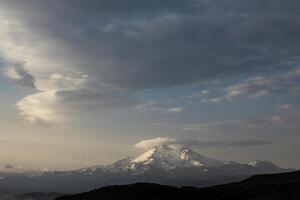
[56,170,300,200]
[15,192,68,200]
[0,145,290,194]
[79,144,285,175]
[128,144,225,171]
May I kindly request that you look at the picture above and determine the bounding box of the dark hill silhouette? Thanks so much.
[56,170,300,200]
[15,192,68,200]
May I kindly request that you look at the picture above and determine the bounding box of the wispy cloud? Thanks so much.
[135,101,184,114]
[188,90,211,99]
[202,68,300,103]
[224,68,300,100]
[153,106,300,134]
[192,67,300,104]
[134,137,271,150]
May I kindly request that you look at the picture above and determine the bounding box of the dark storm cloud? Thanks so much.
[2,0,300,89]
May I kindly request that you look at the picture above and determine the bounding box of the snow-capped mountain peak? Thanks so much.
[76,145,287,175]
[127,144,225,171]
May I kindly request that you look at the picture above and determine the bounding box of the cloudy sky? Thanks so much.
[0,0,300,170]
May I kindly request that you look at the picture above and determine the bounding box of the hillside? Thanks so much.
[56,170,300,200]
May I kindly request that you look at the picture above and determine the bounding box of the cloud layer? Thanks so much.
[224,67,300,100]
[1,0,300,124]
[153,105,300,136]
[135,137,271,150]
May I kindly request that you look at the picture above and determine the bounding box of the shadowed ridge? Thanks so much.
[242,170,300,183]
[56,170,300,200]
[56,183,185,200]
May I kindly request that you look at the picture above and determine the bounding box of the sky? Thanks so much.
[0,0,300,170]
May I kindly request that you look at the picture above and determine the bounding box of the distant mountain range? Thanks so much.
[78,144,286,174]
[55,170,300,200]
[0,144,293,194]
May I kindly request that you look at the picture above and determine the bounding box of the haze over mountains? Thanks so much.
[0,144,291,195]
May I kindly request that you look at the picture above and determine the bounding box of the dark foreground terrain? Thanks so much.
[15,192,68,200]
[56,170,300,200]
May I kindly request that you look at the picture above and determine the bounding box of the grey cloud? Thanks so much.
[55,88,140,109]
[177,139,272,148]
[135,137,271,150]
[16,88,141,126]
[224,67,300,99]
[180,117,288,132]
[155,108,300,134]
[3,0,300,89]
[196,67,300,103]
[2,0,300,124]
[3,64,35,88]
[135,101,184,114]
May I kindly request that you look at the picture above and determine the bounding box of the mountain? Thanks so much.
[79,144,286,175]
[15,192,68,200]
[79,144,227,174]
[128,144,225,171]
[56,170,300,200]
[0,145,292,194]
[248,160,283,171]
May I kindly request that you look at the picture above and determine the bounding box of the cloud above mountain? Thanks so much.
[1,0,300,125]
[213,67,300,102]
[134,137,271,150]
[152,105,300,139]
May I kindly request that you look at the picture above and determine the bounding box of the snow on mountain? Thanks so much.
[74,145,286,175]
[106,157,134,172]
[248,160,282,171]
[77,164,106,175]
[0,147,290,194]
[128,144,225,171]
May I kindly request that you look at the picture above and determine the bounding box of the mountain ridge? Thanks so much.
[77,144,286,175]
[0,144,292,194]
[55,170,300,200]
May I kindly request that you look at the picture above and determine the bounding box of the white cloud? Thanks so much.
[279,104,291,110]
[270,116,282,123]
[16,91,64,126]
[134,101,158,110]
[0,13,139,126]
[134,137,177,150]
[135,101,184,114]
[188,89,211,98]
[166,107,184,113]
